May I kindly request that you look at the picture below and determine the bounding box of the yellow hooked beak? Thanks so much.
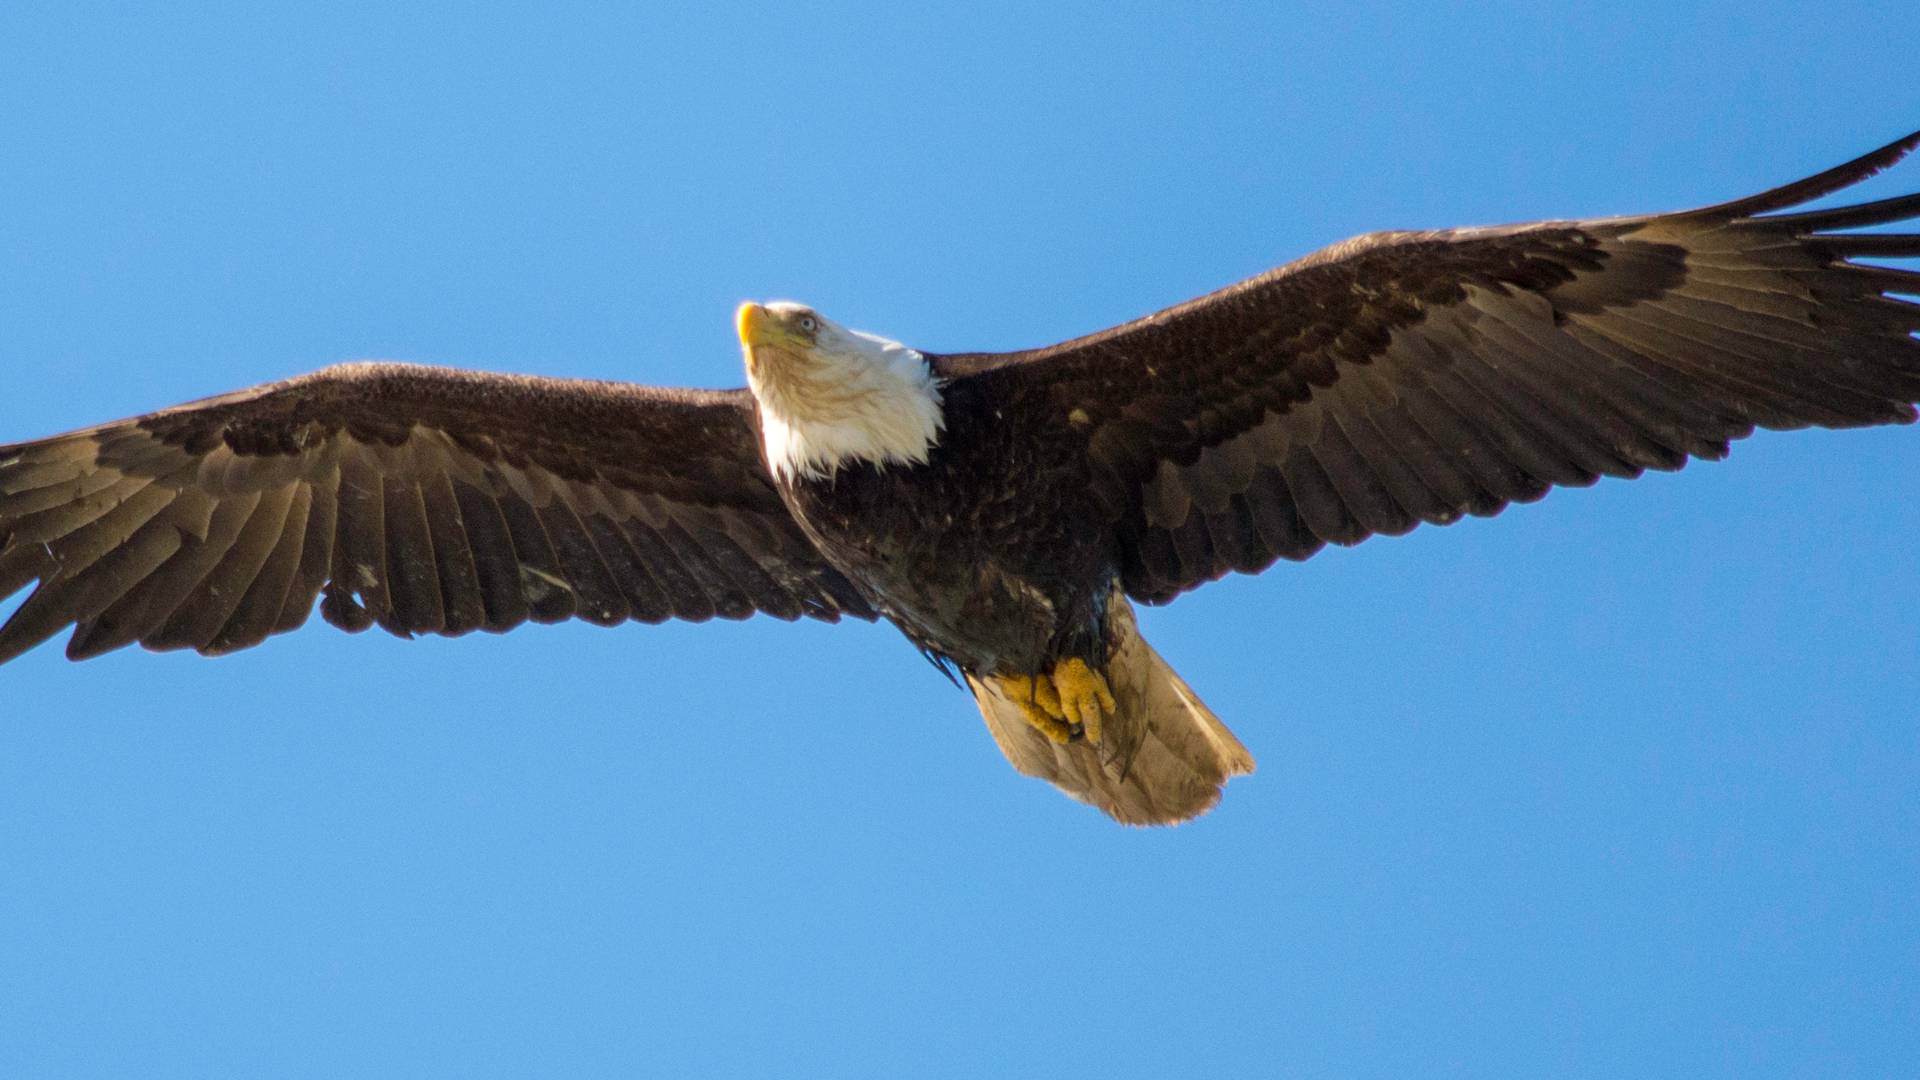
[738,302,803,378]
[738,302,814,346]
[736,302,773,349]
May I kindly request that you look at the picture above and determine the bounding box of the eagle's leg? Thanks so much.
[1049,657,1115,747]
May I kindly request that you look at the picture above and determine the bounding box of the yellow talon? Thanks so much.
[1032,674,1062,718]
[990,658,1115,747]
[1050,657,1116,747]
[1000,673,1073,743]
[1014,699,1075,744]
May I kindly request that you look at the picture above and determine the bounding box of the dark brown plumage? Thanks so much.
[3,131,1917,823]
[937,132,1920,604]
[0,367,873,665]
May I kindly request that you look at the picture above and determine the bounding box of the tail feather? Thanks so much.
[970,599,1254,825]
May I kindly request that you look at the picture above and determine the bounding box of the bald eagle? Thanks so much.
[4,133,1919,824]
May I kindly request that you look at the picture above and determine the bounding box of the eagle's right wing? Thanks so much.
[0,363,874,664]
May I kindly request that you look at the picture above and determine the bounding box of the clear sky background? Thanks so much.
[2,3,1917,1077]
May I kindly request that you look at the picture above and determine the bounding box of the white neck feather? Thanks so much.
[748,323,945,483]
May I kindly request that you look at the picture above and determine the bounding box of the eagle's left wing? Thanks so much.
[936,130,1920,603]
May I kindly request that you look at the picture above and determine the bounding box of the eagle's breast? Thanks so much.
[770,380,1115,675]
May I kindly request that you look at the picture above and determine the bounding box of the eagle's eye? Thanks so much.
[798,314,819,334]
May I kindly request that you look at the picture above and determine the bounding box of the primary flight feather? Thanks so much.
[5,132,1919,824]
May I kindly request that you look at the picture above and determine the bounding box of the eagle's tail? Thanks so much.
[967,597,1254,826]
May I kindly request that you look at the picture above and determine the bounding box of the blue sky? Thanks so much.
[2,3,1917,1077]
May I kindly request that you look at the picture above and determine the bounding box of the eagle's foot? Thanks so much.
[1049,657,1115,747]
[1001,673,1074,744]
[991,659,1115,746]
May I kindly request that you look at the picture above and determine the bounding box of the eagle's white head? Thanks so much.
[736,301,944,482]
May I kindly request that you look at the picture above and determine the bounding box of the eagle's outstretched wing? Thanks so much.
[0,364,873,663]
[936,131,1920,603]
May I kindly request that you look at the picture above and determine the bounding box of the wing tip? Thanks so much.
[1683,127,1920,221]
